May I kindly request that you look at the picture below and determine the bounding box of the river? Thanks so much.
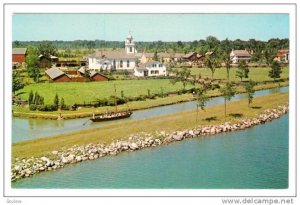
[12,86,289,143]
[12,113,288,189]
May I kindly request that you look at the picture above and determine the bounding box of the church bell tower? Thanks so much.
[125,32,136,54]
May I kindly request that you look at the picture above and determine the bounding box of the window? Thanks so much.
[130,47,132,52]
[159,64,162,67]
[127,60,130,68]
[155,70,159,74]
[120,60,123,68]
[151,70,155,74]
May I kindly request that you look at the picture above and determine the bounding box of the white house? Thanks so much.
[88,33,138,71]
[230,50,251,64]
[134,61,167,77]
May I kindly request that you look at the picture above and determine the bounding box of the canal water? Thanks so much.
[12,86,289,143]
[12,114,288,189]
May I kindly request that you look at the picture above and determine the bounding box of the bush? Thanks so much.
[211,84,221,90]
[29,104,37,111]
[37,104,58,112]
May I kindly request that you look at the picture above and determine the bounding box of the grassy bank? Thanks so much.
[12,92,289,160]
[188,66,289,82]
[13,81,289,119]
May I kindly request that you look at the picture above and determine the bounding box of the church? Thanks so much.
[88,33,139,71]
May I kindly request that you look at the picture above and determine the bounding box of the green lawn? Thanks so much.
[16,79,193,105]
[188,67,289,82]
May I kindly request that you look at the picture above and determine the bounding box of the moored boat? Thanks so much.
[90,111,133,122]
[89,84,133,123]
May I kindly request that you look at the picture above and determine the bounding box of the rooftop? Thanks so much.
[45,67,67,80]
[231,50,251,57]
[12,48,27,55]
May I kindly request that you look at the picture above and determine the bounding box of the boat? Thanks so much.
[90,111,133,122]
[89,84,133,122]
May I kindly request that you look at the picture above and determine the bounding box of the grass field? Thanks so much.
[188,66,289,82]
[12,92,289,160]
[13,80,288,119]
[15,79,194,105]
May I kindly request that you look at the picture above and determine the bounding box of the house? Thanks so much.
[134,61,167,77]
[89,70,109,81]
[181,52,205,66]
[88,33,138,71]
[78,67,109,81]
[45,67,71,82]
[55,60,79,68]
[50,55,59,62]
[230,50,251,64]
[12,48,27,63]
[38,55,52,68]
[274,49,289,63]
[141,52,184,64]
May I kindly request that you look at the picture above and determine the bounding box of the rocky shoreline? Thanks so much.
[11,104,289,182]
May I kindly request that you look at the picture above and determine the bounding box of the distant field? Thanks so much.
[16,79,194,105]
[188,67,289,82]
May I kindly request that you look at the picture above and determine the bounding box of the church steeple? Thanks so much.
[125,32,135,54]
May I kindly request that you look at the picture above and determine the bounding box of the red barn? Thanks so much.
[12,48,27,63]
[45,67,71,82]
[90,70,109,81]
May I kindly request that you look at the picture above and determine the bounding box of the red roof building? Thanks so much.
[274,49,289,63]
[12,48,27,63]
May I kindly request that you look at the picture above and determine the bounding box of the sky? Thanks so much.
[12,14,289,41]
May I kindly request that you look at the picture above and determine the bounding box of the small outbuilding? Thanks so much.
[45,67,71,82]
[12,48,27,63]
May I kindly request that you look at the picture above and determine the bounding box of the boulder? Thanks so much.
[172,133,184,141]
[40,156,49,162]
[51,151,59,155]
[129,143,139,150]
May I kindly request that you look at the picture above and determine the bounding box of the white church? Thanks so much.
[88,33,167,77]
[88,33,138,71]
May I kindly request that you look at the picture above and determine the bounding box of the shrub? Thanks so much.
[29,104,37,111]
[37,104,58,112]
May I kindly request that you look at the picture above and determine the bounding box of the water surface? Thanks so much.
[12,114,288,189]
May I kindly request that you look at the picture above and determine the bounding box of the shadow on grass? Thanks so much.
[229,113,244,118]
[15,92,26,96]
[204,116,217,122]
[251,106,262,109]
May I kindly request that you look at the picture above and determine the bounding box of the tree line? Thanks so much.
[13,36,288,55]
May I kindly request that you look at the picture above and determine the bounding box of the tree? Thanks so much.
[195,86,209,111]
[12,71,25,94]
[153,51,159,61]
[28,90,34,105]
[195,86,210,122]
[170,67,194,90]
[219,82,236,116]
[205,54,221,79]
[245,80,256,107]
[60,97,66,110]
[33,92,40,105]
[223,54,232,80]
[235,60,249,81]
[54,94,59,108]
[26,47,41,83]
[269,61,282,82]
[38,42,58,57]
[264,48,277,66]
